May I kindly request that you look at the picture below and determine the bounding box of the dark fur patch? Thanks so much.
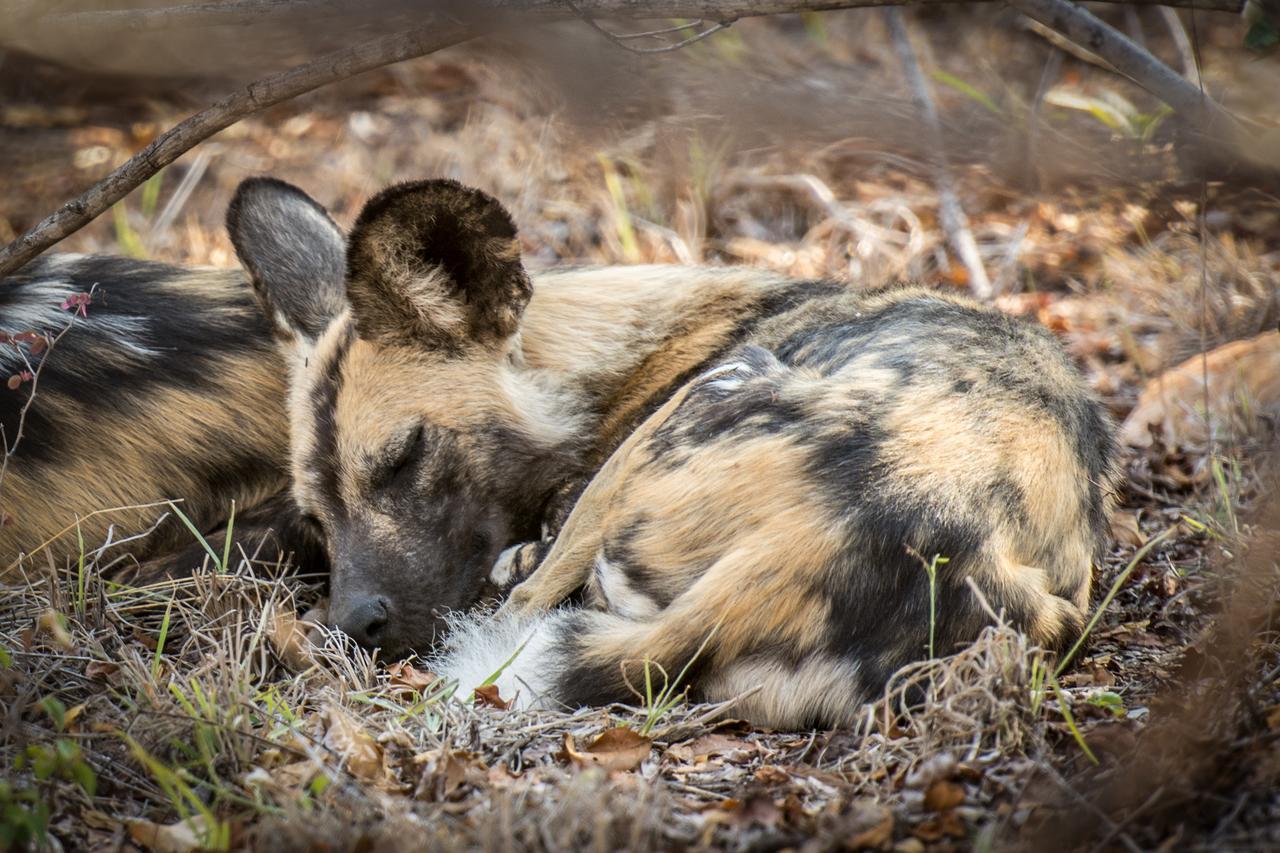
[345,180,532,350]
[0,256,277,469]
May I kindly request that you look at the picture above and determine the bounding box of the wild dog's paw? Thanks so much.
[490,540,552,590]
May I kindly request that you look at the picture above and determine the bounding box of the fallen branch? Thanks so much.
[0,16,477,277]
[882,8,992,299]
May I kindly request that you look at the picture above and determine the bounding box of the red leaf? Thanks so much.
[7,374,22,390]
[473,683,510,710]
[28,336,47,355]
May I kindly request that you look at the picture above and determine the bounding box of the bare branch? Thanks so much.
[564,2,736,53]
[1009,0,1234,130]
[882,8,992,299]
[0,18,475,277]
[30,0,1248,33]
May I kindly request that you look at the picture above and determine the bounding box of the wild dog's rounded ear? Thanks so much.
[344,179,532,351]
[227,177,347,344]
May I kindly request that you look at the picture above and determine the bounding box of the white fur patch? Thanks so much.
[488,543,523,587]
[428,608,576,710]
[701,655,865,728]
[594,550,659,620]
[0,278,160,372]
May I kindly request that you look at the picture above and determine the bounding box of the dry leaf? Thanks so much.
[473,683,511,710]
[913,809,966,842]
[387,661,437,694]
[37,609,74,651]
[413,750,486,801]
[267,605,316,671]
[128,815,211,853]
[561,727,652,772]
[923,779,966,812]
[1108,510,1146,548]
[754,765,790,784]
[1120,330,1280,449]
[85,660,120,681]
[667,733,758,763]
[847,801,894,849]
[323,704,386,784]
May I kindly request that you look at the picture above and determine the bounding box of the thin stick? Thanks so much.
[1158,7,1203,87]
[0,18,475,277]
[1009,0,1235,133]
[882,8,992,299]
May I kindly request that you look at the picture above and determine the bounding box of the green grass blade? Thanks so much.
[1056,526,1174,677]
[220,500,236,573]
[165,500,220,566]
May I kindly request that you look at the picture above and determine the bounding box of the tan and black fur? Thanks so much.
[232,177,1119,728]
[0,254,319,580]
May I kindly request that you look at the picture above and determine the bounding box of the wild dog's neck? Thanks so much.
[516,265,803,464]
[493,355,595,530]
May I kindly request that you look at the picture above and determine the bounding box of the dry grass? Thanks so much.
[1,7,1278,851]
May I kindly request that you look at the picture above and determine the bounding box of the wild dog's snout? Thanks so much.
[332,593,391,649]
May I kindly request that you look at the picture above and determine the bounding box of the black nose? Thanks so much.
[337,596,389,649]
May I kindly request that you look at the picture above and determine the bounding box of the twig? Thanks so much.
[882,8,992,299]
[0,17,476,277]
[1009,0,1238,138]
[564,1,736,53]
[1159,7,1203,88]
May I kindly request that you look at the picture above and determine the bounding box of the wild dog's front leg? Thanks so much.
[499,367,720,616]
[489,539,553,590]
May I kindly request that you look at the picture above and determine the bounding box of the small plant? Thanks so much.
[1087,691,1126,718]
[5,695,99,848]
[922,553,949,659]
[0,781,50,850]
[628,626,717,737]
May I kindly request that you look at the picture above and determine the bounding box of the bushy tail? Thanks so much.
[429,605,714,712]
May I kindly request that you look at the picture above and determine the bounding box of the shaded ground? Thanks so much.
[1,7,1278,851]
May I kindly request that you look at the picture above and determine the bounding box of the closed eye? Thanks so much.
[377,424,424,488]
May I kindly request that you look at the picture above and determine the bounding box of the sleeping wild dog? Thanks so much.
[0,253,322,579]
[230,177,1119,728]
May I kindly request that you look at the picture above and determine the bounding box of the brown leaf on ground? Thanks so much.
[267,605,316,671]
[561,727,652,772]
[386,661,437,694]
[323,704,387,785]
[36,609,74,651]
[128,816,211,853]
[1109,510,1147,548]
[923,778,966,812]
[84,659,119,682]
[473,683,511,710]
[847,801,895,849]
[413,750,487,801]
[1120,330,1280,449]
[667,733,759,763]
[754,765,790,784]
[913,808,967,842]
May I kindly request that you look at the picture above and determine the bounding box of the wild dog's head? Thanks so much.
[228,178,582,658]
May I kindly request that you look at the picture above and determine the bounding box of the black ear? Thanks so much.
[344,179,532,351]
[227,177,347,343]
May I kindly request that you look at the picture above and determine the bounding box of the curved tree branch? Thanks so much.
[0,18,476,277]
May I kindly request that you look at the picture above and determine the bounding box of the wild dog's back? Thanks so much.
[0,254,291,576]
[458,285,1119,728]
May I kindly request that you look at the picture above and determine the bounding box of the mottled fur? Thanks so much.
[235,178,1119,728]
[0,254,316,579]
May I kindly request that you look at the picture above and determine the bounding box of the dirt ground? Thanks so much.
[1,7,1278,851]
